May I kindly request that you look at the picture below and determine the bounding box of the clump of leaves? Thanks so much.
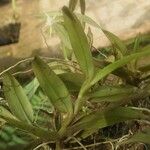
[0,0,150,150]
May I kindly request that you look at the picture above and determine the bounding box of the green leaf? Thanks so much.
[69,107,150,138]
[91,46,150,86]
[53,23,72,50]
[102,30,127,55]
[62,6,94,78]
[2,73,34,123]
[61,44,73,60]
[0,106,18,121]
[1,116,57,141]
[89,85,137,102]
[76,13,100,28]
[132,34,141,53]
[79,0,85,14]
[32,56,73,114]
[36,11,62,19]
[130,35,142,71]
[119,128,150,145]
[69,0,78,12]
[53,23,72,59]
[74,14,128,56]
[59,72,84,92]
[24,78,39,100]
[37,11,99,29]
[87,27,93,48]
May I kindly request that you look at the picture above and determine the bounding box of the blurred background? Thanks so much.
[0,0,149,71]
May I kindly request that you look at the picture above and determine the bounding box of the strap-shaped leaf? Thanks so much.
[91,46,150,86]
[0,116,57,141]
[87,27,93,48]
[2,73,34,123]
[102,30,127,55]
[76,13,101,28]
[133,35,141,51]
[24,78,39,100]
[32,56,73,113]
[59,72,84,92]
[89,85,137,102]
[73,14,127,56]
[69,0,78,12]
[62,6,94,78]
[69,107,150,138]
[0,106,18,121]
[53,23,72,50]
[79,0,85,14]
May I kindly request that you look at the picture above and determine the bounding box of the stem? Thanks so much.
[12,0,16,11]
[12,0,17,19]
[56,141,62,150]
[74,80,91,115]
[74,95,83,115]
[58,112,73,138]
[58,80,92,138]
[58,82,90,138]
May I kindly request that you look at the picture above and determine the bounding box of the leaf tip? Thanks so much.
[62,6,75,21]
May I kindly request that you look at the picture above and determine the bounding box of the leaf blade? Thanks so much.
[59,72,84,92]
[91,46,150,86]
[32,56,73,114]
[62,6,94,78]
[89,85,137,103]
[0,106,18,121]
[24,78,39,100]
[79,0,86,15]
[69,107,150,138]
[2,73,34,123]
[69,0,78,12]
[102,30,127,55]
[0,115,57,141]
